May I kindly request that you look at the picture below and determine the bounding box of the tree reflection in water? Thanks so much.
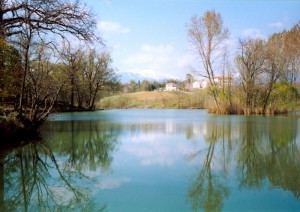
[0,120,120,211]
[188,116,300,211]
[0,140,94,211]
[237,117,300,199]
[188,121,230,211]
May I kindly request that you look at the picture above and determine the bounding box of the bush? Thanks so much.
[0,106,8,122]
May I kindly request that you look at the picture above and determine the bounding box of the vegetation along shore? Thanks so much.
[0,1,299,144]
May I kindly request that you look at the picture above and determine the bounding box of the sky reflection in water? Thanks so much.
[1,109,300,211]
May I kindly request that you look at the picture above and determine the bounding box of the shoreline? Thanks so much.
[0,106,300,147]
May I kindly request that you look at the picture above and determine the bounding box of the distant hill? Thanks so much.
[117,71,177,83]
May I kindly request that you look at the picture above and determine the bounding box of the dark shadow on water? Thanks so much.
[0,119,121,211]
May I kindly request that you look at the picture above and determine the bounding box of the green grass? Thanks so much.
[97,88,300,113]
[97,91,206,109]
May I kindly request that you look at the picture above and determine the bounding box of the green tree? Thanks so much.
[140,80,150,91]
[129,80,138,93]
[0,39,22,105]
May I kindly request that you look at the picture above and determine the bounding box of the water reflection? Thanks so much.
[1,110,299,211]
[0,141,94,211]
[188,115,300,211]
[237,117,300,198]
[188,118,232,211]
[0,119,120,211]
[44,120,120,172]
[189,141,230,211]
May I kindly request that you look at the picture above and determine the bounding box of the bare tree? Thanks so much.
[17,23,34,117]
[59,41,84,109]
[0,0,98,42]
[262,33,288,111]
[25,42,66,124]
[59,44,117,111]
[235,38,266,112]
[188,10,230,109]
[284,22,300,84]
[84,51,116,110]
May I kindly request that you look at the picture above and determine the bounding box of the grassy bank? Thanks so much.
[98,90,300,112]
[98,91,207,109]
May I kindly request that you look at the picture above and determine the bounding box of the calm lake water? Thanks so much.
[1,109,300,211]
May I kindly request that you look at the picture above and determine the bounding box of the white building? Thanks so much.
[193,76,232,89]
[165,83,177,91]
[214,76,233,87]
[192,80,208,89]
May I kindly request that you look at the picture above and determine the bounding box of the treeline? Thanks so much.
[56,42,120,111]
[122,77,194,93]
[234,29,300,114]
[0,40,119,127]
[123,80,165,93]
[188,10,300,114]
[0,0,116,136]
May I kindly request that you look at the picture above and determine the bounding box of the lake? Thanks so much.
[1,109,300,211]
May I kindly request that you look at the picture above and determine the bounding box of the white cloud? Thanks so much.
[241,28,267,40]
[97,177,131,189]
[124,68,177,81]
[270,22,284,28]
[122,43,188,80]
[125,53,153,64]
[97,21,130,33]
[176,54,195,69]
[123,134,177,167]
[125,44,174,65]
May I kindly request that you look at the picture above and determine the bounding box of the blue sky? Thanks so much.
[83,0,300,81]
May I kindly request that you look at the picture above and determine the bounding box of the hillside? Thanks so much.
[97,91,206,109]
[97,88,300,112]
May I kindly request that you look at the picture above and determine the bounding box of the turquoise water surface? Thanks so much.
[1,109,300,211]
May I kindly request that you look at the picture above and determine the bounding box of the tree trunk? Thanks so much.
[262,83,274,112]
[19,42,30,118]
[89,83,100,110]
[71,76,75,110]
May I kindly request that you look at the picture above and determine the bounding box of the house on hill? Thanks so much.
[165,83,177,91]
[214,76,233,87]
[192,80,208,89]
[192,75,233,89]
